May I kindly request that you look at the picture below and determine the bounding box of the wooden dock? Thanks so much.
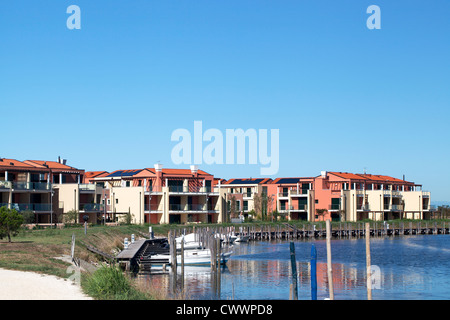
[233,222,450,240]
[115,238,169,272]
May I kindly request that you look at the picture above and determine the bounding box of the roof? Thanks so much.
[327,172,415,184]
[0,158,35,169]
[271,177,314,184]
[105,169,143,178]
[85,171,109,179]
[24,160,83,172]
[223,178,273,185]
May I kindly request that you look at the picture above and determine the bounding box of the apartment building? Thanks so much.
[0,157,86,224]
[220,178,273,220]
[91,164,227,225]
[314,171,431,222]
[270,177,315,221]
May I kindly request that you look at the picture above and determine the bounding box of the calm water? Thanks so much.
[141,234,450,300]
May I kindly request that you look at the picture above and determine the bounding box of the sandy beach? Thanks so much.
[0,268,92,300]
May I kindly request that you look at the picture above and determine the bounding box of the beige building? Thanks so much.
[92,164,227,225]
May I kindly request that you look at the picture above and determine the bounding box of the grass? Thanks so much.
[82,265,150,300]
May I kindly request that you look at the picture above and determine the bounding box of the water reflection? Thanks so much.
[139,235,450,300]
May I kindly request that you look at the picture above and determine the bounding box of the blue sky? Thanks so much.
[1,1,449,200]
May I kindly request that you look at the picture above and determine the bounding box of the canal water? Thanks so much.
[141,234,450,300]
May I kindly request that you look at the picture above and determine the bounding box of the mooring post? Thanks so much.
[311,243,317,300]
[326,219,334,300]
[365,222,372,300]
[289,242,298,300]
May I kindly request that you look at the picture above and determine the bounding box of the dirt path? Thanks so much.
[0,268,92,300]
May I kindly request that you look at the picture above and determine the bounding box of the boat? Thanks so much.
[175,233,203,250]
[234,234,250,242]
[150,248,232,266]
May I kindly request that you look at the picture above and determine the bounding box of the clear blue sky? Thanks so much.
[1,1,449,201]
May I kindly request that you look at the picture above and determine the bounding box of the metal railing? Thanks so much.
[13,182,52,191]
[1,203,52,211]
[78,184,96,191]
[169,203,207,211]
[144,204,162,211]
[79,203,103,211]
[0,181,12,189]
[289,204,307,211]
[329,204,341,210]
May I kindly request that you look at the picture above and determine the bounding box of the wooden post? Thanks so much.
[289,242,298,300]
[311,243,317,300]
[365,222,372,300]
[326,219,334,300]
[181,238,185,290]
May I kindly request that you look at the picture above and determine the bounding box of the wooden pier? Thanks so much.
[232,222,450,240]
[115,238,169,273]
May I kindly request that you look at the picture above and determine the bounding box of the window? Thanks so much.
[315,199,319,204]
[116,199,119,204]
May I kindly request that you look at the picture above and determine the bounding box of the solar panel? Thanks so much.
[106,170,143,177]
[276,178,301,184]
[228,178,265,185]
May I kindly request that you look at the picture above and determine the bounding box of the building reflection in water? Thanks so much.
[138,247,431,300]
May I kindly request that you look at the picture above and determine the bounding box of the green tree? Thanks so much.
[0,206,24,242]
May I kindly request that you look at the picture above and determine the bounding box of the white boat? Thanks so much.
[234,235,250,242]
[175,233,203,250]
[150,248,232,266]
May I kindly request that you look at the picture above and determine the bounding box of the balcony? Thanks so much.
[79,203,103,212]
[168,186,212,193]
[13,182,52,191]
[78,184,96,192]
[385,204,403,211]
[329,204,341,211]
[169,203,207,212]
[357,204,370,211]
[1,203,52,212]
[144,204,162,212]
[290,189,309,196]
[289,204,307,211]
[0,181,12,190]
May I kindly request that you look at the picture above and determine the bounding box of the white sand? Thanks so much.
[0,268,92,300]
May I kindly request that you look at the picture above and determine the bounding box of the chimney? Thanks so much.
[321,171,327,178]
[58,156,61,163]
[63,159,67,165]
[154,163,163,172]
[190,165,198,174]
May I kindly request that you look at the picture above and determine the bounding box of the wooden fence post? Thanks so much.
[365,222,372,300]
[326,219,334,300]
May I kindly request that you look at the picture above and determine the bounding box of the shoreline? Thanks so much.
[0,268,92,300]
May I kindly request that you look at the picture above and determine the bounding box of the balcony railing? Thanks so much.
[13,182,52,191]
[290,189,309,195]
[329,204,341,211]
[169,203,207,211]
[79,203,103,211]
[385,204,403,211]
[144,204,162,211]
[1,203,52,211]
[0,181,12,189]
[79,184,96,192]
[357,204,370,211]
[289,204,307,211]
